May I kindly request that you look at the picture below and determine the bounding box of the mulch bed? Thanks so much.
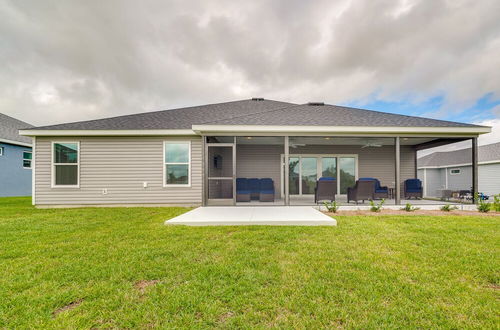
[325,209,500,216]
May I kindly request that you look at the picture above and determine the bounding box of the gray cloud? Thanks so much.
[1,0,500,128]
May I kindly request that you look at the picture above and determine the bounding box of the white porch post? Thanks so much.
[395,136,401,205]
[202,135,207,206]
[284,136,290,206]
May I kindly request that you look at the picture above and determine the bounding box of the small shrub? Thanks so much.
[440,204,458,212]
[493,194,500,212]
[401,203,420,212]
[369,199,385,212]
[323,201,339,213]
[476,193,491,213]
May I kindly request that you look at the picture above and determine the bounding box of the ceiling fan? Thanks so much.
[361,141,383,148]
[289,143,306,148]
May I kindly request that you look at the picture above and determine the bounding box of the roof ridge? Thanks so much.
[197,103,303,125]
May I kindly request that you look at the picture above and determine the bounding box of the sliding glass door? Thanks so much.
[284,155,356,196]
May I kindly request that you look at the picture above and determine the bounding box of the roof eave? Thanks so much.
[0,138,32,147]
[191,125,491,136]
[19,129,197,137]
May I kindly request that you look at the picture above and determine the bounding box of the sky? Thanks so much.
[1,0,500,149]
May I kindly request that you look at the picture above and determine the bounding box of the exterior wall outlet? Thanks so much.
[143,182,148,188]
[102,188,108,195]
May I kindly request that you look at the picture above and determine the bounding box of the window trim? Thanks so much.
[449,168,461,175]
[0,146,3,156]
[163,141,191,187]
[23,151,32,169]
[51,141,80,188]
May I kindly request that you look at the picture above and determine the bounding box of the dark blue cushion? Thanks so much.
[236,178,248,192]
[319,177,336,181]
[248,178,260,194]
[405,179,422,191]
[259,178,274,192]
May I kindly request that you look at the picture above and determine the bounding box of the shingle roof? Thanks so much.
[30,99,294,130]
[201,103,482,127]
[418,142,500,167]
[0,113,33,145]
[28,99,484,131]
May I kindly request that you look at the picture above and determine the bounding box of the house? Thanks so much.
[19,99,490,207]
[417,142,500,197]
[0,113,33,197]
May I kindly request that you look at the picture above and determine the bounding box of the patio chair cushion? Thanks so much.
[359,177,388,193]
[248,178,260,193]
[404,179,422,192]
[236,178,250,194]
[259,178,275,193]
[319,177,336,181]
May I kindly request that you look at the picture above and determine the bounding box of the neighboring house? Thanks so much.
[19,99,490,207]
[417,142,500,197]
[0,113,33,197]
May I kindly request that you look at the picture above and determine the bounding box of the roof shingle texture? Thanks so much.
[203,104,481,127]
[0,113,33,144]
[29,99,483,130]
[418,142,500,167]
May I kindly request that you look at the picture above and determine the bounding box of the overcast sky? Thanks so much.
[1,0,500,147]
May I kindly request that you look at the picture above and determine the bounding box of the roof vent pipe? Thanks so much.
[308,102,324,106]
[251,97,264,101]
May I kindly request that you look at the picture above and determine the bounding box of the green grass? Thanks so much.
[0,197,498,328]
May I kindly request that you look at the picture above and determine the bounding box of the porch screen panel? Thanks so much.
[301,157,317,194]
[322,157,337,179]
[289,157,300,195]
[339,157,355,194]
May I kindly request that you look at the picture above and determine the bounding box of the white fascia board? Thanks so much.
[191,125,491,136]
[417,160,500,169]
[19,129,197,137]
[0,138,32,147]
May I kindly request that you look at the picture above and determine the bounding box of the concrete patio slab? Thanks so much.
[165,206,337,226]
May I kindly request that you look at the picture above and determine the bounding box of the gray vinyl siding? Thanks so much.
[34,136,202,205]
[478,163,500,195]
[447,166,472,191]
[236,145,283,195]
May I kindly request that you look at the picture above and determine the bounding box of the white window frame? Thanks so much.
[51,141,80,188]
[23,151,32,169]
[0,146,3,156]
[163,141,191,187]
[450,168,461,175]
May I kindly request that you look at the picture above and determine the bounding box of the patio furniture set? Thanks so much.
[236,176,424,204]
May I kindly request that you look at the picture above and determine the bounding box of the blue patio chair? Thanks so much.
[236,178,251,202]
[314,177,337,203]
[359,177,388,199]
[259,178,275,202]
[404,178,422,199]
[248,178,260,200]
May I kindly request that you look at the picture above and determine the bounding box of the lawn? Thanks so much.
[0,197,498,328]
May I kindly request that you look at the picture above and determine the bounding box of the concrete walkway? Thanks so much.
[165,206,337,226]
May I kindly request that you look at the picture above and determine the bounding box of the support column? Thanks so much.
[395,137,401,205]
[232,136,236,206]
[472,137,478,204]
[202,136,207,206]
[284,136,290,206]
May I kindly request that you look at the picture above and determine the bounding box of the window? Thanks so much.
[0,146,3,156]
[164,141,190,186]
[23,151,32,168]
[52,142,79,187]
[450,168,461,175]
